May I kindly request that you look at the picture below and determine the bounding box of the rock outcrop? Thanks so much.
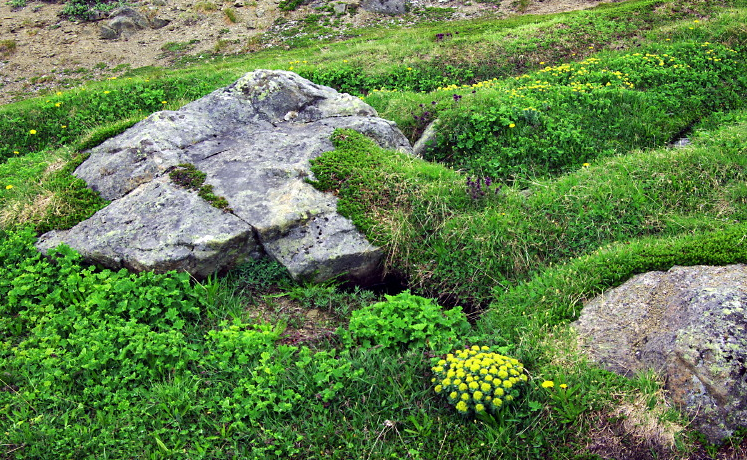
[573,265,747,443]
[100,7,170,40]
[360,0,408,15]
[37,70,412,284]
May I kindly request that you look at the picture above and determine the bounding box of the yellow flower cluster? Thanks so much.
[431,345,528,416]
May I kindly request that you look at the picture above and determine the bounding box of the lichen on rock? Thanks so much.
[573,264,747,443]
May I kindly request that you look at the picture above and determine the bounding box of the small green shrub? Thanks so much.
[61,0,124,21]
[278,0,305,11]
[432,346,528,416]
[346,291,470,352]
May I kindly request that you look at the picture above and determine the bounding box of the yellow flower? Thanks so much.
[541,380,555,389]
[494,387,504,397]
[162,101,168,104]
[5,185,13,190]
[560,383,568,389]
[473,391,483,401]
[29,129,37,135]
[13,151,19,155]
[461,393,470,401]
[61,125,67,129]
[456,401,469,413]
[458,383,468,392]
[449,391,458,400]
[435,385,443,393]
[56,91,62,96]
[503,380,513,389]
[480,382,491,393]
[442,378,451,386]
[509,123,516,128]
[492,398,502,407]
[468,381,479,390]
[104,91,110,94]
[55,102,62,107]
[475,403,485,413]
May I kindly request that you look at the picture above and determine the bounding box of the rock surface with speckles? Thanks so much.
[573,264,747,443]
[37,70,412,284]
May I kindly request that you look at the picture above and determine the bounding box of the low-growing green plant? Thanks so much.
[61,0,124,21]
[169,163,232,211]
[223,7,238,23]
[278,0,305,11]
[345,290,470,352]
[423,41,747,183]
[432,345,529,417]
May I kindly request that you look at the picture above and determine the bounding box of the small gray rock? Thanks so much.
[150,17,170,29]
[99,24,119,39]
[361,0,407,15]
[412,119,438,157]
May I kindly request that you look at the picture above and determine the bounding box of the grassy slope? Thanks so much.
[2,0,747,458]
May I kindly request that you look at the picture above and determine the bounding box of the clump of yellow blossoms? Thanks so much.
[431,345,528,416]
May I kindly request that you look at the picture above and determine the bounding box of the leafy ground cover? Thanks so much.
[2,0,747,458]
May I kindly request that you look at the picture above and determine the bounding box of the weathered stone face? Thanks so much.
[37,70,413,285]
[573,264,747,443]
[360,0,408,15]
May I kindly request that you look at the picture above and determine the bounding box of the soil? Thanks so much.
[0,0,603,105]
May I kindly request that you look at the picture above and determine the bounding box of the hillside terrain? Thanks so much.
[1,0,747,458]
[1,0,601,104]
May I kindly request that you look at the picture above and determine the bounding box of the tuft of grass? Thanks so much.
[0,39,17,58]
[223,7,238,23]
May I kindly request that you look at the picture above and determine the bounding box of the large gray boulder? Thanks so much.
[573,265,747,443]
[37,70,412,284]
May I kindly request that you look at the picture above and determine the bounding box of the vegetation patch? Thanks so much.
[60,0,125,21]
[169,163,232,211]
[0,39,17,58]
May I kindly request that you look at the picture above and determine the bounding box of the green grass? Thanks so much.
[2,0,747,457]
